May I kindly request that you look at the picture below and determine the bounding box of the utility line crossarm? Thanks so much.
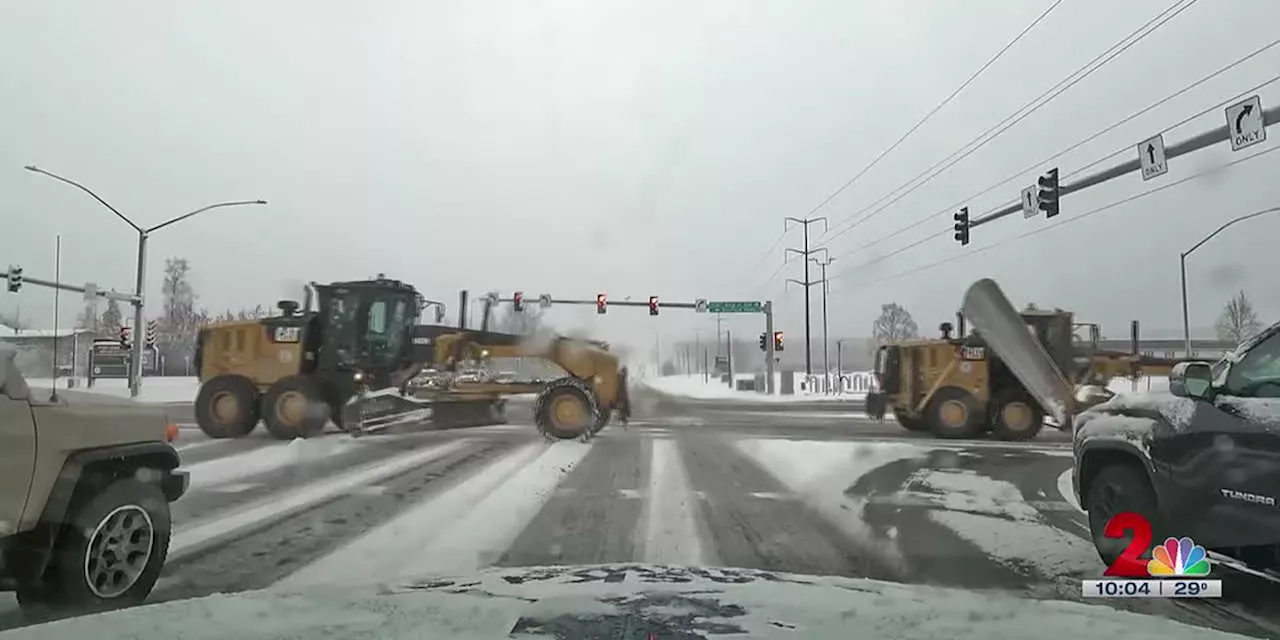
[782,216,828,374]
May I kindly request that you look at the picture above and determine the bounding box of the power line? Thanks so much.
[829,143,1280,293]
[819,0,1200,245]
[781,217,829,374]
[795,0,1065,222]
[832,54,1280,262]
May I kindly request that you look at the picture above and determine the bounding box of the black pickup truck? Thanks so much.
[1073,320,1280,568]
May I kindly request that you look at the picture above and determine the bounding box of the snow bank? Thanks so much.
[639,374,864,403]
[26,376,199,404]
[1107,376,1168,395]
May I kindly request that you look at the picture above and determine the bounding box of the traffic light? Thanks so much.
[773,331,785,351]
[758,332,767,351]
[648,296,659,316]
[596,293,607,315]
[5,265,22,293]
[953,207,970,246]
[119,326,131,348]
[1037,167,1060,218]
[512,291,524,313]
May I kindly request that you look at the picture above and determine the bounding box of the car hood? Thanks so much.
[1,564,1253,639]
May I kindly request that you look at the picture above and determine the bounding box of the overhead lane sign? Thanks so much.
[1225,95,1265,152]
[1138,133,1168,181]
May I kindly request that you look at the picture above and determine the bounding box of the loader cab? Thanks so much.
[314,278,422,376]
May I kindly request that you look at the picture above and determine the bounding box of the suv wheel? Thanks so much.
[1085,463,1161,566]
[18,478,171,615]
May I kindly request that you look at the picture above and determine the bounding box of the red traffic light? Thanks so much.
[773,331,784,351]
[513,291,524,312]
[596,293,607,314]
[648,296,659,316]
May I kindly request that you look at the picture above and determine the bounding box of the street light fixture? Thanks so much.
[1180,205,1280,356]
[24,165,267,397]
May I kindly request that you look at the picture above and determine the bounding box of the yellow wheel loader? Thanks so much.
[865,282,1178,441]
[192,277,630,441]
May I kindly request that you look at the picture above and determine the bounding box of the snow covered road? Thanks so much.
[2,414,1277,638]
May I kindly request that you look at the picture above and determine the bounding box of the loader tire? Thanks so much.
[990,391,1044,441]
[591,409,611,434]
[926,386,983,439]
[262,375,329,440]
[194,375,259,439]
[535,377,601,441]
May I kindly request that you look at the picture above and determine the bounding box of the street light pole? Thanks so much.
[810,256,834,393]
[1179,205,1280,355]
[24,165,267,397]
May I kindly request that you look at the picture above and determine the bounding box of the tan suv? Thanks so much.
[0,344,188,617]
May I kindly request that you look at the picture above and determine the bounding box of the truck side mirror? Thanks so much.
[1169,361,1213,400]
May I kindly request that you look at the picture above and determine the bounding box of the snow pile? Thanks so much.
[26,376,200,403]
[638,374,862,403]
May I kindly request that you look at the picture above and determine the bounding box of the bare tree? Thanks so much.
[494,305,545,336]
[1216,290,1263,344]
[872,302,919,344]
[99,299,124,336]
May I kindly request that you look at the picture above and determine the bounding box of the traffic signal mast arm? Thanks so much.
[969,101,1280,230]
[1,264,140,303]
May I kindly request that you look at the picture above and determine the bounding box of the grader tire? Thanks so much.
[194,375,259,439]
[534,377,601,442]
[262,375,329,440]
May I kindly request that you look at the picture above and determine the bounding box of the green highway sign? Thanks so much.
[707,300,762,314]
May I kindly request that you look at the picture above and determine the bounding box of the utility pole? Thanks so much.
[810,256,834,392]
[836,338,844,393]
[783,216,828,375]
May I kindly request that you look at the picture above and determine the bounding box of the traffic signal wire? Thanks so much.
[792,0,1065,225]
[830,60,1280,264]
[818,0,1201,247]
[826,143,1280,294]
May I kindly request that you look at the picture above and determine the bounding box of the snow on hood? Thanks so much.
[1091,390,1199,431]
[1,564,1253,640]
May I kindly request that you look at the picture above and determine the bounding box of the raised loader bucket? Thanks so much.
[961,278,1076,430]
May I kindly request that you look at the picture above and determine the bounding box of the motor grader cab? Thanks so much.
[193,276,433,439]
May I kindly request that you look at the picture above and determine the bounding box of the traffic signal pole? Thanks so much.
[484,292,779,395]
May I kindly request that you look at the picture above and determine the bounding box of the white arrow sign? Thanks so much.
[1021,186,1038,219]
[1138,133,1168,181]
[538,294,552,309]
[694,299,709,313]
[1225,95,1266,152]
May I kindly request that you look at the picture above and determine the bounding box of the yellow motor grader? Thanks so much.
[865,282,1178,441]
[192,276,628,441]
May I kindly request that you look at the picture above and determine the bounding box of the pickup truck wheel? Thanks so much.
[989,392,1044,441]
[926,387,983,439]
[194,375,259,439]
[262,376,329,440]
[17,478,171,615]
[1085,464,1161,566]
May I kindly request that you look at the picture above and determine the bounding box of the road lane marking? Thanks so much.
[170,438,475,561]
[642,439,706,565]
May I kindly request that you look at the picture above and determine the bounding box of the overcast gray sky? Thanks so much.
[3,0,1279,356]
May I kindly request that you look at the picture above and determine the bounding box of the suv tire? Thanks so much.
[17,478,171,616]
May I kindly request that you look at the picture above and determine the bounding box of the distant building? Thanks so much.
[0,324,97,378]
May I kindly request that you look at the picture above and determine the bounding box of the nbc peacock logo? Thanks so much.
[1147,536,1211,577]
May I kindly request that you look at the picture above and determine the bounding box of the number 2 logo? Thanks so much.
[1102,512,1152,577]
